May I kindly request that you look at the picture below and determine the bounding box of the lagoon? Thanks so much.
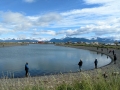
[0,44,111,78]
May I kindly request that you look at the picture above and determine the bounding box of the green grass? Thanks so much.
[56,71,120,90]
[0,69,120,90]
[60,43,120,50]
[0,42,28,47]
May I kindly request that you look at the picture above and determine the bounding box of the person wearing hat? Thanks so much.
[94,58,98,69]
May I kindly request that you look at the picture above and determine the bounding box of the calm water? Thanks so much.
[0,44,111,78]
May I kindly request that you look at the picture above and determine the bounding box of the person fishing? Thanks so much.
[25,62,29,77]
[78,59,83,71]
[114,54,117,64]
[94,58,98,69]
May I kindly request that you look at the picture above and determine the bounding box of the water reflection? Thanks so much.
[0,44,111,78]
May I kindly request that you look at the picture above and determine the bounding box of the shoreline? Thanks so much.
[1,45,119,78]
[1,45,119,77]
[0,42,29,47]
[62,45,119,74]
[26,45,119,81]
[0,45,120,89]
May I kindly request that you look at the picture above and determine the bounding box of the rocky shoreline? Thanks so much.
[64,45,118,68]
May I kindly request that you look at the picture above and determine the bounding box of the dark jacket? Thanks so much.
[78,60,83,66]
[94,59,98,65]
[114,54,117,60]
[25,63,29,71]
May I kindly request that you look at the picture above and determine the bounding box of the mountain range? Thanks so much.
[0,37,119,43]
[49,37,117,43]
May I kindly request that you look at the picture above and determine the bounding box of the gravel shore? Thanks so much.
[63,45,120,74]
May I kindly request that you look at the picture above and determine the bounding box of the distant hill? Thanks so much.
[0,37,119,43]
[49,37,116,43]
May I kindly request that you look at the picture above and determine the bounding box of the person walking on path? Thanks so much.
[78,59,83,71]
[25,62,29,77]
[114,54,117,64]
[94,58,98,69]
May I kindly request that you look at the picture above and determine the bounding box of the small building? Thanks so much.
[38,41,44,44]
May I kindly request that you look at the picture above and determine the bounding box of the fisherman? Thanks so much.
[94,58,98,69]
[25,62,29,77]
[78,59,83,71]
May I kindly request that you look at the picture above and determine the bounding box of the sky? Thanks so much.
[0,0,120,41]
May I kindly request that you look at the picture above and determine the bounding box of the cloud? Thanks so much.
[1,11,33,31]
[1,11,27,24]
[84,0,114,4]
[48,0,120,40]
[0,24,14,35]
[61,2,120,17]
[36,13,62,26]
[55,17,120,39]
[0,11,62,31]
[33,30,56,36]
[0,0,120,40]
[23,0,36,3]
[49,0,119,30]
[56,28,91,36]
[60,0,120,24]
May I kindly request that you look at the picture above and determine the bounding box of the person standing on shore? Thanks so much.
[112,50,114,55]
[97,47,98,50]
[101,48,103,51]
[107,48,108,53]
[94,58,98,69]
[109,50,111,53]
[114,54,117,64]
[25,62,29,77]
[78,59,83,71]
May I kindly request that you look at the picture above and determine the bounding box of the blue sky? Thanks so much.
[0,0,120,41]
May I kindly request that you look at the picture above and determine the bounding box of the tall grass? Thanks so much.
[0,69,120,90]
[56,70,120,90]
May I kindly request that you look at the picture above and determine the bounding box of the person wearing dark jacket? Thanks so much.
[113,50,114,55]
[78,59,83,71]
[25,62,29,77]
[94,58,98,69]
[114,54,117,64]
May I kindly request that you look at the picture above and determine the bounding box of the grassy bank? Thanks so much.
[57,43,120,49]
[57,71,120,90]
[0,42,29,47]
[0,69,120,90]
